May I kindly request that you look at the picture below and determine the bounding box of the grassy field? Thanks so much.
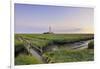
[43,49,94,63]
[15,34,93,47]
[15,34,94,65]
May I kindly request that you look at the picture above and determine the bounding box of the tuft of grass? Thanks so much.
[15,40,28,57]
[88,40,94,49]
[15,55,43,65]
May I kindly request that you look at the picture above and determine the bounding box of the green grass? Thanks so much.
[43,49,94,63]
[15,40,28,57]
[15,34,94,48]
[88,40,94,49]
[15,34,94,65]
[15,54,43,65]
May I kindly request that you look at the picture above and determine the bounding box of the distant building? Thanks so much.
[43,26,54,34]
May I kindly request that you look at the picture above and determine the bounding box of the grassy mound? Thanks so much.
[15,40,28,57]
[88,40,94,49]
[15,55,43,65]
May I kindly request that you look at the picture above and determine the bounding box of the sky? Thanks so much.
[15,3,94,34]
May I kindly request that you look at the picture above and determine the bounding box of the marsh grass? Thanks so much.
[43,49,94,63]
[15,55,43,65]
[15,40,28,57]
[15,34,94,48]
[88,40,94,49]
[15,34,94,65]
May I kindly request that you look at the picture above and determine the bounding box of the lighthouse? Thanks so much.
[49,26,51,33]
[43,25,54,34]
